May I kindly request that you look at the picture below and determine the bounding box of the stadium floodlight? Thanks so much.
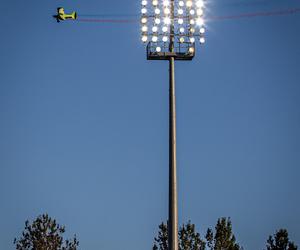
[140,0,206,54]
[152,0,158,5]
[139,1,208,250]
[152,26,158,32]
[163,36,168,42]
[162,26,168,32]
[196,0,204,8]
[152,35,158,42]
[142,35,148,42]
[163,0,170,6]
[197,8,204,16]
[141,25,148,32]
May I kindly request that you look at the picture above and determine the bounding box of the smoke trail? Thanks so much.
[76,18,137,23]
[75,7,300,23]
[208,7,300,20]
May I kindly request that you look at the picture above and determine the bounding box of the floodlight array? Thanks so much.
[140,0,206,53]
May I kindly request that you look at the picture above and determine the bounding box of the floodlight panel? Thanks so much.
[140,0,207,52]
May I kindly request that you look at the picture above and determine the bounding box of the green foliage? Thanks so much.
[153,222,168,250]
[205,218,241,250]
[153,221,205,250]
[266,229,298,250]
[153,218,241,250]
[179,221,206,250]
[14,214,79,250]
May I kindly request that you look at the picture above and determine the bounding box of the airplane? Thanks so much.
[53,7,77,22]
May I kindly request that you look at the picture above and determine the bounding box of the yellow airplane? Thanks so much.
[53,7,77,22]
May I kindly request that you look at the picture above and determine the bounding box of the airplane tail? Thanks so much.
[72,12,77,20]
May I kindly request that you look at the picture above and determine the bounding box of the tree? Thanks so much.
[153,222,168,250]
[152,221,205,250]
[265,229,298,250]
[14,214,79,250]
[179,221,206,250]
[205,217,241,250]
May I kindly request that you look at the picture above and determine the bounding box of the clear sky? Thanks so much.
[0,0,299,249]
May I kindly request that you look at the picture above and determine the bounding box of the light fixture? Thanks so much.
[142,25,148,32]
[186,0,193,8]
[152,36,158,42]
[196,0,204,8]
[140,0,207,53]
[164,17,171,24]
[139,3,209,250]
[163,0,170,6]
[164,8,170,15]
[152,0,158,6]
[142,35,148,42]
[197,8,203,16]
[189,47,195,53]
[141,17,147,23]
[152,26,158,32]
[196,17,204,26]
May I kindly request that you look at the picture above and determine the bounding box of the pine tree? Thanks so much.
[153,221,205,250]
[179,221,206,250]
[14,214,79,250]
[205,218,241,250]
[266,229,297,250]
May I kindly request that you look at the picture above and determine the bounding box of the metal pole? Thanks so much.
[168,55,178,250]
[168,1,178,249]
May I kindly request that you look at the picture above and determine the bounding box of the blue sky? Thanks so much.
[0,0,299,249]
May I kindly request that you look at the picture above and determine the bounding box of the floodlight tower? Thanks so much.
[140,1,206,250]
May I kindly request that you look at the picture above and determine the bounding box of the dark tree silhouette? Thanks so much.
[153,222,168,250]
[265,229,298,250]
[14,214,79,250]
[205,217,241,250]
[179,222,206,250]
[152,221,205,250]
